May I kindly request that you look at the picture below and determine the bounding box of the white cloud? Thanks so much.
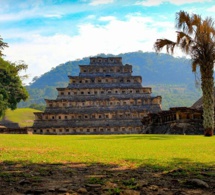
[207,5,215,12]
[136,0,211,6]
[43,14,62,18]
[4,34,75,84]
[99,16,116,21]
[0,3,86,23]
[85,15,96,20]
[4,14,179,84]
[90,0,114,6]
[0,8,59,22]
[135,0,162,6]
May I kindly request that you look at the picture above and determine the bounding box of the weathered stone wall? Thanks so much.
[32,126,142,135]
[0,127,31,134]
[0,118,20,128]
[143,119,204,135]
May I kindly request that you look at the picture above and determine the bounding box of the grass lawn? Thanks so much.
[0,134,214,170]
[4,108,40,127]
[1,134,215,194]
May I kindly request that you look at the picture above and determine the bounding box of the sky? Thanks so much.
[0,0,215,84]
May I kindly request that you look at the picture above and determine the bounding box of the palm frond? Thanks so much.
[191,14,201,27]
[179,39,189,54]
[194,17,215,44]
[192,59,200,73]
[176,31,193,54]
[176,31,192,44]
[204,17,215,41]
[176,11,193,35]
[154,39,176,54]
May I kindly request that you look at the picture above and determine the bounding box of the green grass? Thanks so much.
[4,108,40,127]
[0,134,215,171]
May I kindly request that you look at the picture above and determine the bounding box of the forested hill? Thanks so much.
[30,51,195,88]
[20,51,202,110]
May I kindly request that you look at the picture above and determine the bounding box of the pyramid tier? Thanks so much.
[31,57,162,135]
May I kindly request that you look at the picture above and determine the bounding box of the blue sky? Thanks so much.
[0,0,215,84]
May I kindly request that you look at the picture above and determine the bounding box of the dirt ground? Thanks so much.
[0,162,215,195]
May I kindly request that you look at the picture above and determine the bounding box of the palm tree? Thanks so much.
[154,11,215,136]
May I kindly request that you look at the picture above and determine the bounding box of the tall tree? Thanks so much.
[0,36,8,57]
[0,36,29,118]
[154,11,215,136]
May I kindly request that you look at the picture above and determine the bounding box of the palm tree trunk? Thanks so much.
[201,65,214,136]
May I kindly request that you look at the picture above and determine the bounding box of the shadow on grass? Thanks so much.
[75,134,178,141]
[125,157,215,172]
[0,158,215,194]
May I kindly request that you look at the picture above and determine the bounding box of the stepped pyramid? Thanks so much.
[32,57,162,134]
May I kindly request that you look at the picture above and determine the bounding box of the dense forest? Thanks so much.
[19,51,202,110]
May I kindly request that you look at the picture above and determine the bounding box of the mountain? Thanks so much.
[19,51,202,110]
[30,52,195,88]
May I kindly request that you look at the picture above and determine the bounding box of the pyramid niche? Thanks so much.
[32,57,162,134]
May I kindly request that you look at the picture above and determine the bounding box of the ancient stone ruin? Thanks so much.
[142,107,204,134]
[32,57,162,134]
